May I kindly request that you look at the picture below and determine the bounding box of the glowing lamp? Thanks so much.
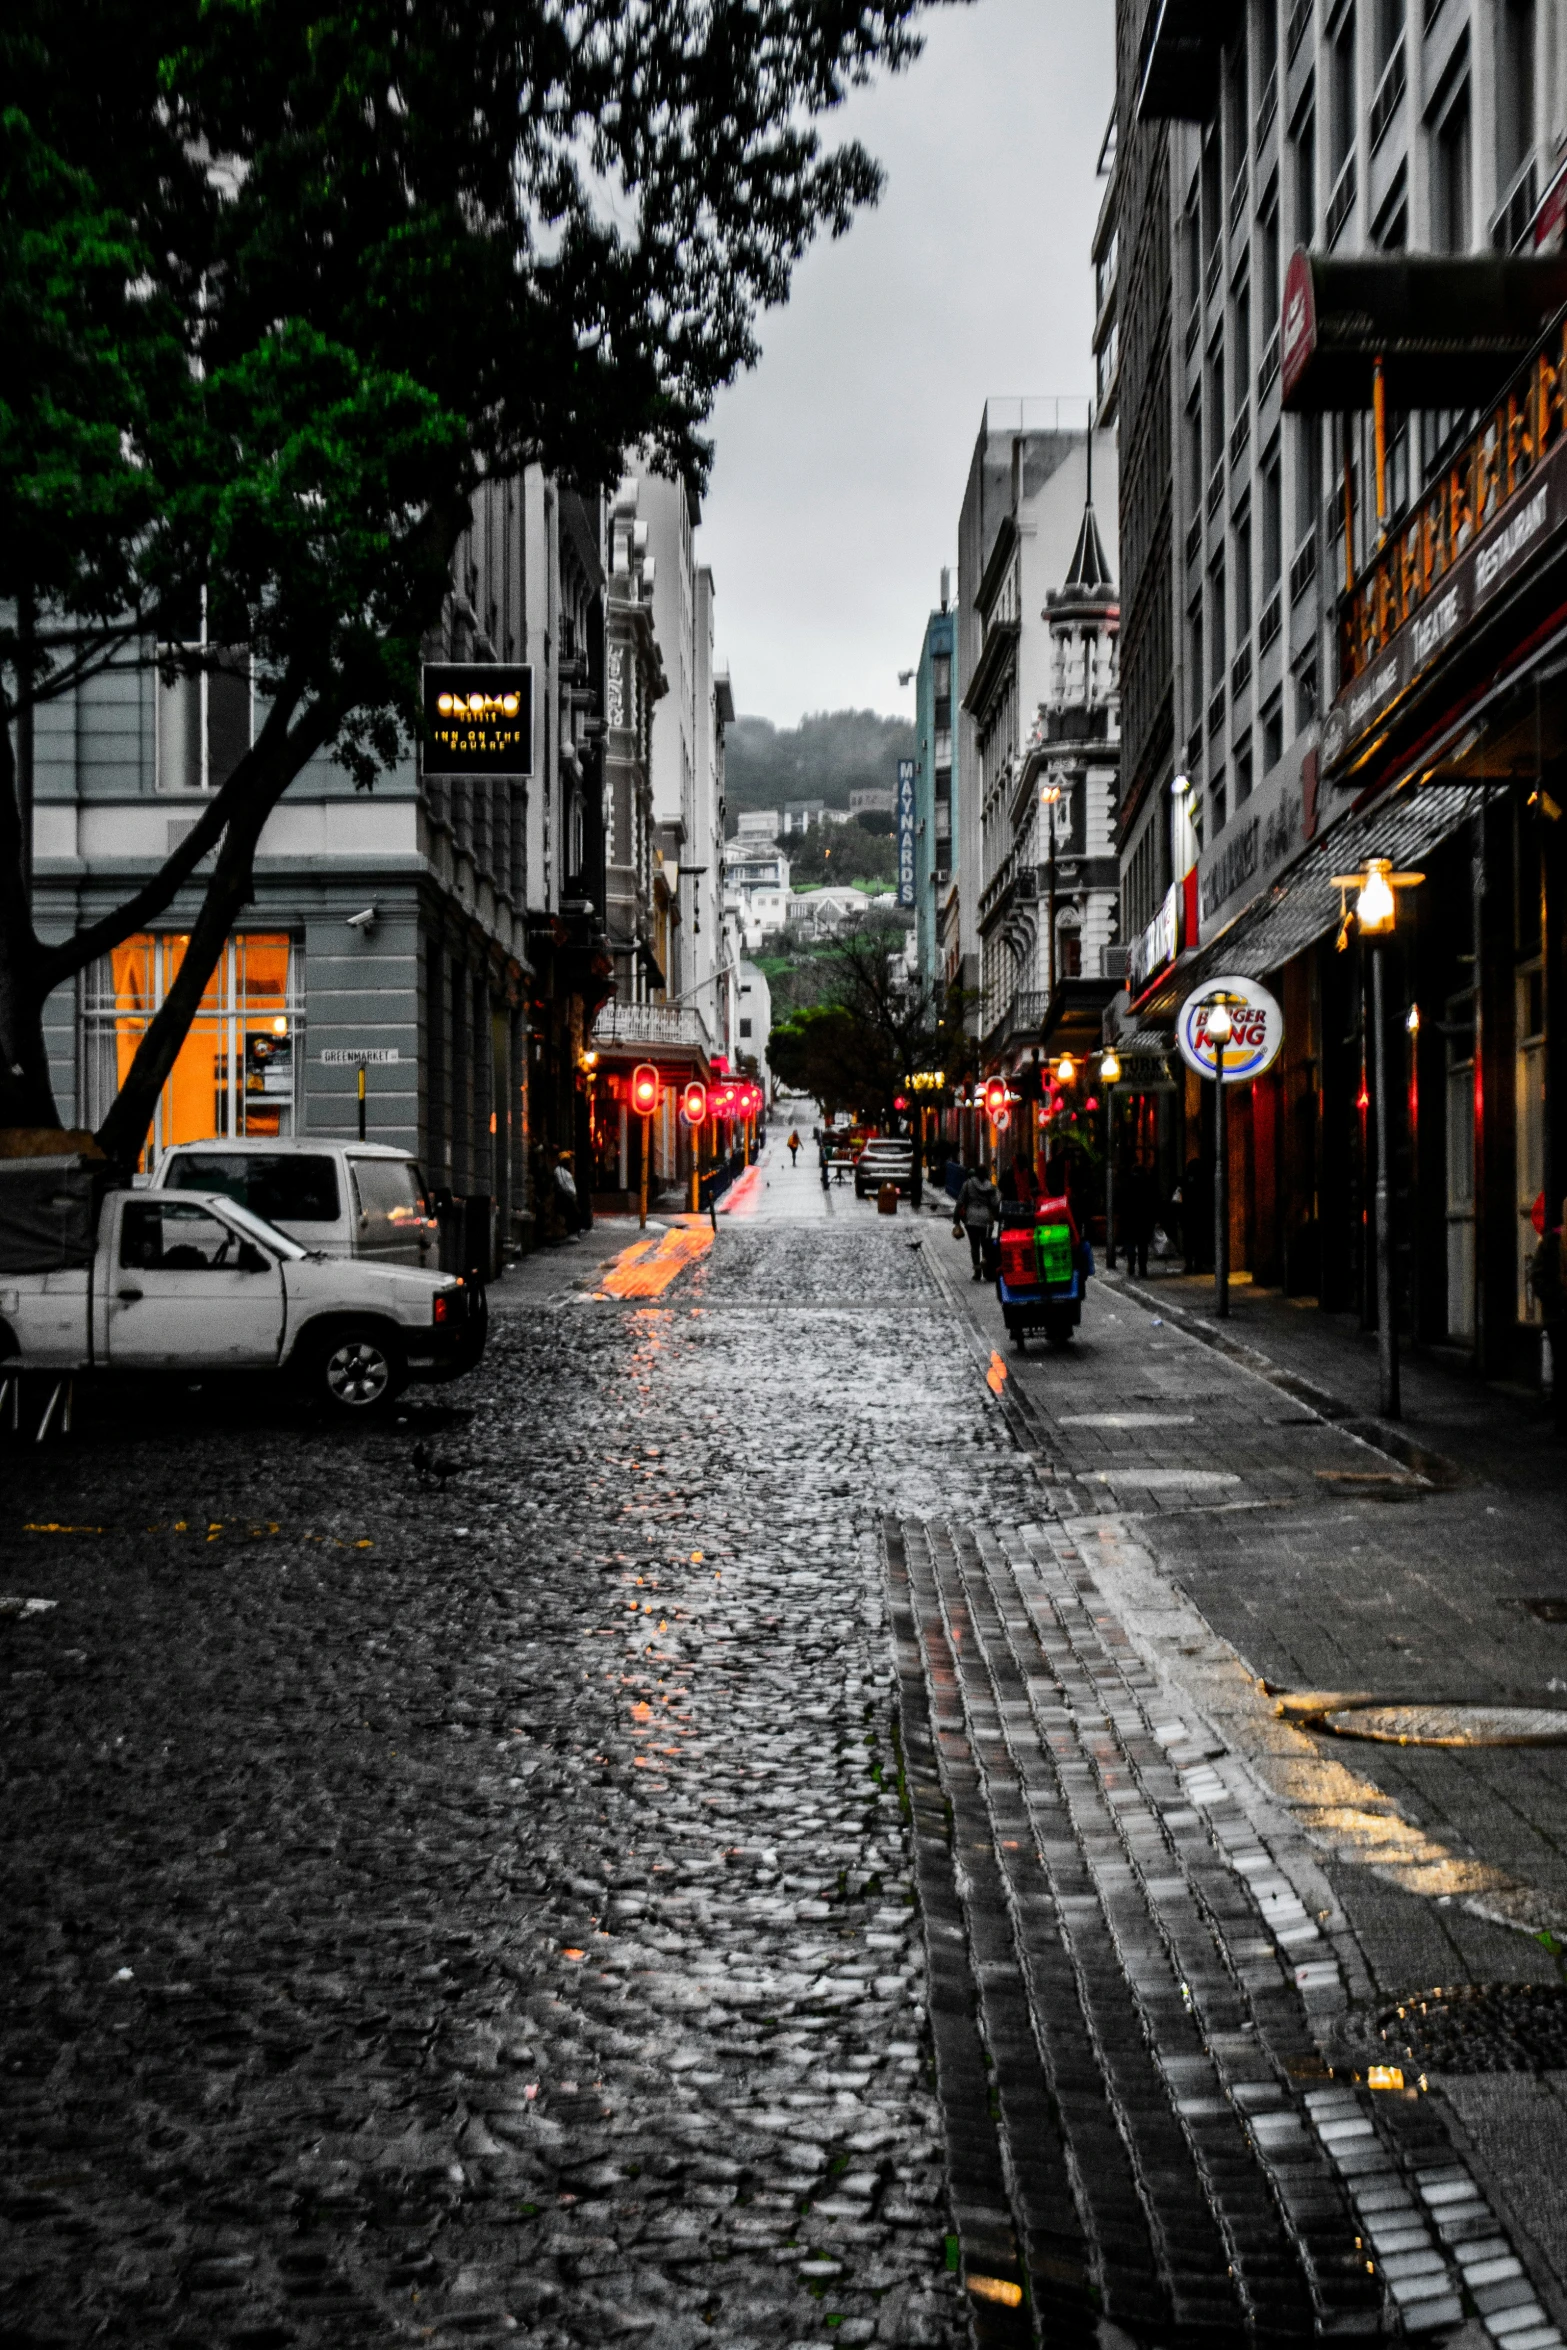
[1205,1003,1233,1067]
[1099,1048,1121,1085]
[1356,857,1396,934]
[983,1076,1009,1118]
[1057,1054,1077,1087]
[630,1062,660,1118]
[682,1080,708,1125]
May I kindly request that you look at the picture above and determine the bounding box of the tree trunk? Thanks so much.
[93,694,344,1171]
[0,711,64,1130]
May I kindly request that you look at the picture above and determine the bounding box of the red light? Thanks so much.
[631,1062,661,1117]
[433,1291,454,1324]
[983,1076,1008,1118]
[682,1080,708,1125]
[893,1094,908,1111]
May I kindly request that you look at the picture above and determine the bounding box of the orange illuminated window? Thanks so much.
[84,932,300,1167]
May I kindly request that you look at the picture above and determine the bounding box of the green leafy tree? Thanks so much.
[767,917,972,1125]
[1,0,957,1163]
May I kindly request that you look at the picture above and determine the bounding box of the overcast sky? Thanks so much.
[696,0,1114,730]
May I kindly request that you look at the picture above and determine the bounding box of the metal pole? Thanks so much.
[640,1113,650,1229]
[1214,1062,1230,1320]
[1372,940,1400,1417]
[17,585,35,898]
[1105,1084,1116,1269]
[912,1102,924,1211]
[357,1060,367,1142]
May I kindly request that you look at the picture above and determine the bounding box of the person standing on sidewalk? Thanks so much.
[1122,1151,1158,1279]
[953,1166,1001,1281]
[787,1129,801,1165]
[1533,1198,1567,1435]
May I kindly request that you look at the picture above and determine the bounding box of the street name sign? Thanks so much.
[320,1048,401,1064]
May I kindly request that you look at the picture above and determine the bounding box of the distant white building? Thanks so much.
[849,788,894,818]
[736,960,773,1088]
[785,886,870,939]
[734,808,779,841]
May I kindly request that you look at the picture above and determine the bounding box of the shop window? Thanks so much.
[1517,962,1545,1324]
[83,932,301,1169]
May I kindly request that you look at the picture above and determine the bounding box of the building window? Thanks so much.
[1188,595,1205,711]
[1207,335,1226,478]
[1497,0,1536,195]
[1261,689,1284,772]
[157,645,252,794]
[1373,0,1404,78]
[1208,554,1227,684]
[1211,768,1228,836]
[1234,503,1253,639]
[1262,447,1283,595]
[1329,6,1356,181]
[1234,730,1254,807]
[1293,96,1317,243]
[739,1018,752,1038]
[83,932,302,1168]
[1296,658,1318,731]
[1233,274,1251,418]
[1259,191,1281,337]
[1432,74,1472,253]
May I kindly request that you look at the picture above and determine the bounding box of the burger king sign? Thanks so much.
[1176,975,1284,1086]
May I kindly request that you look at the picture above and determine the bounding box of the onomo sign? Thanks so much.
[1176,974,1284,1085]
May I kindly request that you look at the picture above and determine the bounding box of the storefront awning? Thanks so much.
[1137,781,1487,1020]
[1280,250,1567,412]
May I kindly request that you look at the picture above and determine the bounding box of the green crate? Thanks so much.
[1035,1222,1074,1285]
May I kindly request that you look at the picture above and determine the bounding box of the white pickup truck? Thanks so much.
[0,1157,482,1417]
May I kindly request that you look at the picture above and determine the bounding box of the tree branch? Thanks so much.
[38,674,307,989]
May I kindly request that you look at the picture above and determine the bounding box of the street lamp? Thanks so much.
[908,1068,945,1212]
[1330,854,1425,1415]
[1041,778,1064,999]
[1100,1047,1121,1267]
[1205,1001,1234,1320]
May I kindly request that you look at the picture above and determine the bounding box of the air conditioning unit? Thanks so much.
[1101,943,1130,980]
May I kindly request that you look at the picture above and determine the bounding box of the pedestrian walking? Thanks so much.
[1533,1198,1567,1436]
[1177,1153,1210,1274]
[787,1129,801,1164]
[1122,1151,1158,1278]
[953,1166,1001,1281]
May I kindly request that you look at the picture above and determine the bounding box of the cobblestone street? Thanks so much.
[1,1195,1030,2350]
[9,1162,1567,2350]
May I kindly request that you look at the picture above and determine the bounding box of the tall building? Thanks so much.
[1111,0,1567,1386]
[955,409,1119,1052]
[912,577,957,992]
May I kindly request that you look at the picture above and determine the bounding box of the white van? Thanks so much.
[154,1139,440,1268]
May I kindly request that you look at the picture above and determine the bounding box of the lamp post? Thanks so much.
[1100,1047,1121,1267]
[1041,779,1063,1000]
[1331,855,1424,1416]
[1205,1003,1233,1319]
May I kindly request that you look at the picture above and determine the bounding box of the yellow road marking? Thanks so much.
[599,1220,715,1299]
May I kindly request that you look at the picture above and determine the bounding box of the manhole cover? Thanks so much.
[1379,1985,1567,2074]
[1323,1703,1567,1746]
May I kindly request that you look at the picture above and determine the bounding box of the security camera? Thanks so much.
[345,906,378,931]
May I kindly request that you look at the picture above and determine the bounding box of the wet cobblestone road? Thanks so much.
[2,1222,1034,2350]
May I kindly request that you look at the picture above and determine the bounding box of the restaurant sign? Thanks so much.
[1325,314,1567,777]
[1176,976,1284,1086]
[1129,881,1179,995]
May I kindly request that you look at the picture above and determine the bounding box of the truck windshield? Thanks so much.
[214,1199,309,1260]
[165,1152,341,1223]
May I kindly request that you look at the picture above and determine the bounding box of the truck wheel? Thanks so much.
[1045,1311,1074,1350]
[309,1327,405,1417]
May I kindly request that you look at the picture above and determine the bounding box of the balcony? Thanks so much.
[593,1001,712,1055]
